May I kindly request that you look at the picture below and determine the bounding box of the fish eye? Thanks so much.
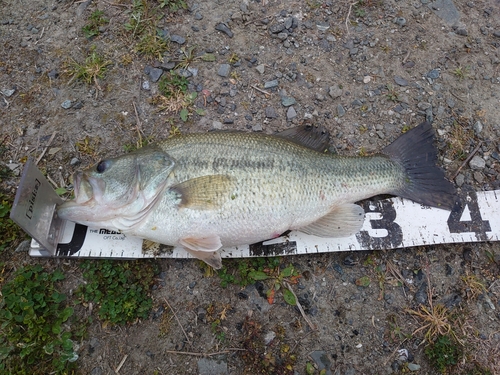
[96,160,108,173]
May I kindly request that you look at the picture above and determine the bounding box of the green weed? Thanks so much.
[0,192,24,254]
[425,334,462,373]
[82,9,109,39]
[68,46,112,88]
[217,258,301,305]
[0,264,78,374]
[452,66,469,80]
[158,72,189,98]
[158,0,188,12]
[77,260,160,325]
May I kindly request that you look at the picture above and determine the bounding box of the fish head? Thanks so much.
[58,147,175,230]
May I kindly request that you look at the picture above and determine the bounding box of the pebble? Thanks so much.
[212,121,223,130]
[407,363,421,371]
[337,104,346,117]
[269,23,285,34]
[469,155,486,169]
[252,124,263,132]
[215,23,233,38]
[281,96,296,107]
[328,86,342,99]
[473,172,484,183]
[1,88,16,97]
[217,64,230,77]
[310,351,332,375]
[147,67,163,82]
[394,76,408,86]
[263,331,276,345]
[194,11,203,20]
[427,69,440,79]
[90,368,102,375]
[316,21,330,32]
[393,17,406,26]
[170,34,186,45]
[197,358,228,375]
[473,121,483,134]
[265,106,278,118]
[142,80,150,90]
[255,64,265,74]
[264,80,279,89]
[61,100,72,109]
[70,157,80,166]
[286,106,297,120]
[455,174,465,186]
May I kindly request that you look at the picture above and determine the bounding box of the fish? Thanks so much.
[57,121,456,269]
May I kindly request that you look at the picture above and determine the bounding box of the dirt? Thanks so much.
[1,0,500,374]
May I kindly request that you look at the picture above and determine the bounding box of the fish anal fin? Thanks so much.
[299,203,365,238]
[180,235,223,269]
[172,175,235,210]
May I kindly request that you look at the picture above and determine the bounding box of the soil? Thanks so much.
[1,0,500,374]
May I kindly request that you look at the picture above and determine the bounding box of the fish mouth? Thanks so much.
[57,172,99,221]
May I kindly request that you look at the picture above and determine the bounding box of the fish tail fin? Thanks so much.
[383,121,456,210]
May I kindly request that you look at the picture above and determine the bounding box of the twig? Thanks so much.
[345,2,357,35]
[165,348,246,357]
[250,85,271,96]
[132,101,143,147]
[451,141,482,180]
[383,338,408,365]
[164,297,192,346]
[114,354,128,374]
[449,89,466,103]
[283,281,316,331]
[35,131,57,165]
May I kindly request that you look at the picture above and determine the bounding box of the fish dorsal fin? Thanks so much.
[299,203,365,238]
[277,125,330,153]
[180,235,223,269]
[172,175,235,210]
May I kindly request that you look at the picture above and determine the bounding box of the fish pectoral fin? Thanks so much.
[180,235,223,269]
[277,125,330,153]
[299,204,365,238]
[172,175,235,210]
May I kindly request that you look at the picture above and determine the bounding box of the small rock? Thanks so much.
[148,67,163,82]
[197,358,228,375]
[212,121,222,130]
[70,157,80,166]
[393,17,406,26]
[194,11,203,20]
[252,124,263,132]
[281,96,296,107]
[286,106,297,120]
[47,69,59,79]
[363,75,372,83]
[265,106,278,118]
[328,86,342,99]
[455,174,465,186]
[255,64,265,74]
[269,23,285,34]
[473,172,484,183]
[263,331,276,345]
[316,21,330,32]
[61,100,72,109]
[277,32,288,40]
[310,351,332,375]
[469,155,486,169]
[493,31,500,38]
[473,121,483,134]
[215,23,233,38]
[407,363,421,371]
[455,28,468,36]
[217,64,231,77]
[142,80,150,90]
[176,68,193,78]
[427,69,440,79]
[264,80,279,89]
[170,34,186,44]
[90,367,102,375]
[1,88,16,97]
[415,283,428,304]
[394,76,408,86]
[72,101,84,109]
[337,104,346,117]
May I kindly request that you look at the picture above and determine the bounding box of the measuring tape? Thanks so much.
[28,187,499,259]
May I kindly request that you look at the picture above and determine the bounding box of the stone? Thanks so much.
[281,96,296,107]
[427,0,461,26]
[469,155,486,169]
[286,106,297,120]
[310,351,332,375]
[212,121,222,130]
[148,67,163,82]
[197,358,228,375]
[255,64,265,74]
[61,100,72,109]
[217,64,231,77]
[265,106,278,118]
[328,86,342,99]
[170,34,186,44]
[394,76,408,86]
[264,80,279,89]
[337,104,346,117]
[269,23,285,34]
[215,23,233,38]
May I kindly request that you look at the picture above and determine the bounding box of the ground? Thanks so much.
[1,0,500,374]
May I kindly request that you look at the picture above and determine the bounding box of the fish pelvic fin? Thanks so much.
[299,203,365,237]
[180,235,223,269]
[277,125,331,153]
[173,175,236,210]
[382,121,456,210]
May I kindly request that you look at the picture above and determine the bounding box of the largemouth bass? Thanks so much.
[58,122,455,268]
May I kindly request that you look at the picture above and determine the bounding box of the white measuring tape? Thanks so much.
[28,188,499,260]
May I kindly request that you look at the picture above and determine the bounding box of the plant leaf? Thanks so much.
[283,288,296,305]
[180,108,189,122]
[248,270,269,281]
